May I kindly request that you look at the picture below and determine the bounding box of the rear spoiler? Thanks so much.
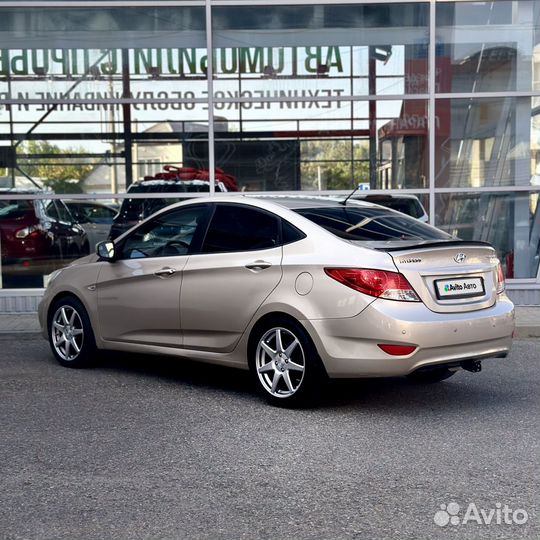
[374,240,494,252]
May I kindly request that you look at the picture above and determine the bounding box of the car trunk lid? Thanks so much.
[377,241,499,313]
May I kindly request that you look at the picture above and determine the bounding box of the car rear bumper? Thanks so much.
[305,295,515,377]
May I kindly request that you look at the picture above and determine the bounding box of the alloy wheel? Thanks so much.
[255,327,306,398]
[51,305,85,361]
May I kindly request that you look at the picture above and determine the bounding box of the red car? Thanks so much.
[0,191,88,287]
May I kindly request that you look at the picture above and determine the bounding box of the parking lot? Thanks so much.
[1,336,538,540]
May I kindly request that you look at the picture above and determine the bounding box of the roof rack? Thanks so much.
[140,166,239,192]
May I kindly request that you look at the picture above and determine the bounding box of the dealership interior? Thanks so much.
[0,0,539,306]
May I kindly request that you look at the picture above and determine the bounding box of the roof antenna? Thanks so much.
[340,182,364,206]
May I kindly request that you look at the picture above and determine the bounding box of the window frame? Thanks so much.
[196,202,305,256]
[115,203,212,261]
[199,203,282,255]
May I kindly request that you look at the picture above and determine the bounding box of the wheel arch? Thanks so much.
[247,311,303,354]
[47,291,79,320]
[246,311,327,376]
[46,290,96,337]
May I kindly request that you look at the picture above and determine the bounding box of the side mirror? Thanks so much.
[96,241,116,262]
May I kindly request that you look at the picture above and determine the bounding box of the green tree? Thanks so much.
[301,139,369,190]
[17,141,96,193]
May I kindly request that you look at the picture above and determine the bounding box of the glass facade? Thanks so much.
[0,0,539,298]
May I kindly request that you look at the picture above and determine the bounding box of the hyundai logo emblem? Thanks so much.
[454,253,467,264]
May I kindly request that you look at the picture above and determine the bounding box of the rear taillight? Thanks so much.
[15,225,42,239]
[496,263,505,294]
[324,268,420,302]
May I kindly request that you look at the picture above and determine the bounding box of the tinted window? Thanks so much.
[117,197,184,223]
[54,201,74,223]
[116,181,220,222]
[121,206,207,259]
[295,206,450,242]
[281,219,306,245]
[0,200,34,220]
[43,200,72,222]
[43,200,59,220]
[90,206,116,221]
[202,205,279,253]
[360,197,424,219]
[71,204,116,224]
[65,204,84,222]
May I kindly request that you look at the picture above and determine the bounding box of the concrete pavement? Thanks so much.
[0,336,538,539]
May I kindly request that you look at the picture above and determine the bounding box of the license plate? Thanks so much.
[435,277,485,299]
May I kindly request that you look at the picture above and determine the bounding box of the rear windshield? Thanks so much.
[0,200,34,220]
[361,197,424,219]
[294,206,450,242]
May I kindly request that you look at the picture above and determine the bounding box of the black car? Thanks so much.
[352,194,429,222]
[109,167,238,240]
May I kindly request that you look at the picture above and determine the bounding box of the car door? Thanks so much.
[97,204,210,347]
[181,203,283,353]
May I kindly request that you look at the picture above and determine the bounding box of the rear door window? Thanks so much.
[201,204,280,253]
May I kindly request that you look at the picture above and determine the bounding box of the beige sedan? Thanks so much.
[39,196,515,407]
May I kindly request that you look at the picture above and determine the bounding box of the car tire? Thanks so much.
[249,318,327,408]
[48,296,97,368]
[406,367,456,383]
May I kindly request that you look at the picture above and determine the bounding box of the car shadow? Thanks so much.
[96,350,253,395]
[93,349,520,413]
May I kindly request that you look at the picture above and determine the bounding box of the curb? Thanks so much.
[514,327,540,339]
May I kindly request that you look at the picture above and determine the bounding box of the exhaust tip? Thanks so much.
[461,360,482,373]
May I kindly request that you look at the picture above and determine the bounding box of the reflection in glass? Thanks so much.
[436,192,540,279]
[0,197,90,288]
[436,97,538,188]
[0,5,208,197]
[108,168,234,241]
[212,3,429,96]
[211,99,428,191]
[436,0,540,93]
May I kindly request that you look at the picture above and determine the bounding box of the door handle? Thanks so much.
[154,267,176,277]
[245,260,272,271]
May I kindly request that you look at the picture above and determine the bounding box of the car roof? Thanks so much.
[248,194,375,210]
[155,194,383,214]
[135,194,380,221]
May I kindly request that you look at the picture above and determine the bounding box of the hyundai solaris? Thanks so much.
[39,196,514,407]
